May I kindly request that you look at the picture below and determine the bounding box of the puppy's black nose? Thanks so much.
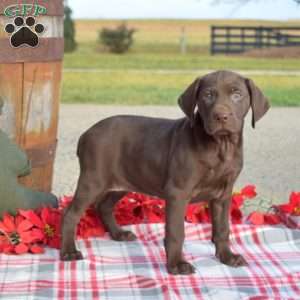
[213,111,231,123]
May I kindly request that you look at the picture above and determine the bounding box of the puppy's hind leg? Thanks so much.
[97,191,137,241]
[60,175,104,261]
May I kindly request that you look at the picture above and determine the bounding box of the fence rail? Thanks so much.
[211,26,300,55]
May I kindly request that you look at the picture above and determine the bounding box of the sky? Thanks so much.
[67,0,300,20]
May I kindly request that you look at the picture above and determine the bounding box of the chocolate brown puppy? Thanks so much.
[60,70,269,275]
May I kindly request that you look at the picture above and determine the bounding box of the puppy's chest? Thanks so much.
[201,156,237,182]
[191,148,242,200]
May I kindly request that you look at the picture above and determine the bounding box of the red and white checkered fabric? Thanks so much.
[1,223,300,299]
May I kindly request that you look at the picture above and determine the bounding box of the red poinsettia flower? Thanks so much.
[230,193,244,224]
[241,185,257,199]
[263,213,281,225]
[145,199,165,223]
[138,195,165,223]
[247,211,281,225]
[231,185,257,208]
[277,192,300,215]
[231,207,243,224]
[19,207,62,249]
[230,185,257,223]
[114,196,136,225]
[115,193,150,225]
[58,196,105,238]
[128,193,154,223]
[185,202,210,223]
[76,206,106,238]
[0,213,44,254]
[115,193,165,225]
[231,193,244,207]
[247,211,265,225]
[136,200,165,223]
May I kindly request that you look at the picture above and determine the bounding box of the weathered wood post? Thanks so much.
[179,26,187,54]
[0,1,64,192]
[210,26,215,55]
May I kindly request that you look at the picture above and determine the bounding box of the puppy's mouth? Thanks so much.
[215,129,231,136]
[205,124,236,137]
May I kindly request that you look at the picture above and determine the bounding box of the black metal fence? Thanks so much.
[211,26,300,55]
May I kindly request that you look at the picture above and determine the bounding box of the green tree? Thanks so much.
[64,5,77,53]
[99,23,136,54]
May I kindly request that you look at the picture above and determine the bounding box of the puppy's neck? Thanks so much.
[191,116,243,162]
[213,132,242,162]
[213,132,241,147]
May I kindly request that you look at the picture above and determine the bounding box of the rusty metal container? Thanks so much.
[0,0,64,192]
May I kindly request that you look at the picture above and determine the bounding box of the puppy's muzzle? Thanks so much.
[213,111,233,124]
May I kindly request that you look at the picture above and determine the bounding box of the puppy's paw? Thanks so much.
[112,230,137,241]
[60,250,83,261]
[167,260,196,275]
[218,251,248,267]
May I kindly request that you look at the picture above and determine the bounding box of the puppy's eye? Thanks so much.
[231,89,242,103]
[203,91,214,104]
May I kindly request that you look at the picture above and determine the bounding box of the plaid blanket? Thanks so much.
[1,223,300,299]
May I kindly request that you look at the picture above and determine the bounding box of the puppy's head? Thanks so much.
[178,70,270,136]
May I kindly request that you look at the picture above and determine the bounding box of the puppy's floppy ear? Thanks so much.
[245,78,270,129]
[178,77,202,127]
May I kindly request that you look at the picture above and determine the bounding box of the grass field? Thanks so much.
[62,19,300,106]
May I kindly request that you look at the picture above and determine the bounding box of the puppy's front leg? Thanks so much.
[164,195,195,275]
[210,197,248,267]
